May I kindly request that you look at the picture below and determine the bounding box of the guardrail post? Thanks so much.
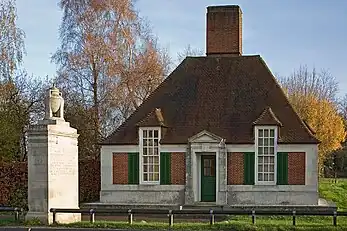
[333,211,337,226]
[168,210,173,227]
[209,209,214,225]
[252,210,256,224]
[292,210,296,226]
[128,209,133,225]
[89,209,95,223]
[14,208,19,221]
[52,209,57,224]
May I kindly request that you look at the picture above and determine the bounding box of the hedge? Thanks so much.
[0,159,100,209]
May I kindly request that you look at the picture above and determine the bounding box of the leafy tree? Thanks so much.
[280,66,345,174]
[0,0,25,82]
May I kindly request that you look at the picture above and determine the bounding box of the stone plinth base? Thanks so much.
[25,211,81,225]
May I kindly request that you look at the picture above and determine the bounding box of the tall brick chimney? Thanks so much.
[206,5,242,56]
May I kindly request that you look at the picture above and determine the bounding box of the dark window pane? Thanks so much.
[270,129,275,137]
[148,173,153,181]
[264,129,269,137]
[143,148,147,156]
[143,173,148,181]
[258,138,263,146]
[154,130,158,138]
[264,138,269,146]
[258,156,263,164]
[269,173,274,181]
[270,156,275,163]
[258,164,263,172]
[143,156,148,164]
[154,156,159,164]
[264,173,269,181]
[143,130,147,138]
[258,147,263,155]
[259,129,264,137]
[154,173,159,181]
[258,173,263,181]
[270,138,274,146]
[149,130,153,137]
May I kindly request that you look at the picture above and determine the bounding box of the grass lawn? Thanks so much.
[319,178,347,210]
[1,178,347,230]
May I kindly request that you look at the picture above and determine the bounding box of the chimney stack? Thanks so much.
[206,5,242,56]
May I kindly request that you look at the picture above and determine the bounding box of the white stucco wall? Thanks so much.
[100,143,319,205]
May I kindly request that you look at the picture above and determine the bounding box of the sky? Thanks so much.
[16,0,347,96]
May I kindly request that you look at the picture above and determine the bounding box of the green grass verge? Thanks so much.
[1,177,347,230]
[57,220,347,231]
[319,178,347,210]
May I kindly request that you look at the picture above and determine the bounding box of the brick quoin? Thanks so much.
[112,153,128,184]
[227,152,244,185]
[288,152,305,185]
[171,152,186,185]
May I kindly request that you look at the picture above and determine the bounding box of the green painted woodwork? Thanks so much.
[244,152,255,185]
[128,152,139,184]
[201,155,216,202]
[277,152,288,185]
[160,152,171,185]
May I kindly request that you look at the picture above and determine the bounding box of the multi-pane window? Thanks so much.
[142,129,160,183]
[257,128,276,183]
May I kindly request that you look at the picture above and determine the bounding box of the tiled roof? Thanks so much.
[253,106,283,126]
[102,55,320,145]
[136,108,167,127]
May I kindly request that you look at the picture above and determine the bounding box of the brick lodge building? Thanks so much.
[99,5,320,206]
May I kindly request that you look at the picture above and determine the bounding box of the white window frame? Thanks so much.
[139,127,161,185]
[255,126,278,185]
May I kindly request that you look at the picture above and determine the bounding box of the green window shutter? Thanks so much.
[128,153,139,184]
[277,152,288,185]
[244,152,255,185]
[160,152,171,185]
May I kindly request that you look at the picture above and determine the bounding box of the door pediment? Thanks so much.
[188,130,224,143]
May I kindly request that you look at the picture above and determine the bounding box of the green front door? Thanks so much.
[201,155,216,202]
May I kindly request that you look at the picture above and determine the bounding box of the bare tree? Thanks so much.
[176,44,204,64]
[53,0,171,158]
[279,65,339,103]
[0,0,25,82]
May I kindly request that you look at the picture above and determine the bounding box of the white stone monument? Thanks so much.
[26,86,81,224]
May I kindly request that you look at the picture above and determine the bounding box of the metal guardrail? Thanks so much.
[0,207,23,221]
[49,208,347,226]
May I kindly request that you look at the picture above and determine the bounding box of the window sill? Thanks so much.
[255,182,276,186]
[139,182,160,186]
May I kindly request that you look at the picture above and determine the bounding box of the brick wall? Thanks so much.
[227,152,244,185]
[171,152,185,185]
[288,152,305,185]
[112,153,128,184]
[206,6,242,56]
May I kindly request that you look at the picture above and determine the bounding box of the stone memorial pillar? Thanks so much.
[25,87,81,224]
